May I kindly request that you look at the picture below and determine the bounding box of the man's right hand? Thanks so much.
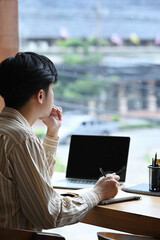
[92,173,120,202]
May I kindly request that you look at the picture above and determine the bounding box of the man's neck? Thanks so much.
[18,102,40,126]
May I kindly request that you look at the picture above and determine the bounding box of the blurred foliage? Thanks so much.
[87,36,109,46]
[111,115,121,121]
[56,37,108,48]
[54,37,118,105]
[54,74,110,101]
[34,128,45,139]
[56,37,106,64]
[55,157,66,172]
[63,52,102,65]
[56,38,88,48]
[144,153,153,164]
[119,121,153,130]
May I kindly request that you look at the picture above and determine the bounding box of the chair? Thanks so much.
[0,227,65,240]
[97,232,157,240]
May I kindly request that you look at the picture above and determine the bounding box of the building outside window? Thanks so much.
[18,0,160,184]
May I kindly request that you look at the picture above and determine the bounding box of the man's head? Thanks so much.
[0,52,58,109]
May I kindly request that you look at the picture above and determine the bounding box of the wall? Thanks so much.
[0,0,19,111]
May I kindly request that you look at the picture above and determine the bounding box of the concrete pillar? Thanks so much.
[147,79,157,112]
[88,100,96,115]
[118,83,128,114]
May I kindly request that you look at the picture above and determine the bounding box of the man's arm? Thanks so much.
[42,105,62,176]
[12,137,99,229]
[42,135,59,176]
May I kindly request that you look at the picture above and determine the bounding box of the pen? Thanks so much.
[152,158,155,167]
[155,152,157,166]
[99,167,106,177]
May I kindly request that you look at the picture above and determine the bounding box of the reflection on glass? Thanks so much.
[19,0,160,184]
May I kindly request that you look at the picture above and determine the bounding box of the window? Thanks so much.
[18,0,160,183]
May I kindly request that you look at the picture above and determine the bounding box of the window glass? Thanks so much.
[18,0,160,183]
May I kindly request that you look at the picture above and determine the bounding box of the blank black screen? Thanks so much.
[66,135,130,181]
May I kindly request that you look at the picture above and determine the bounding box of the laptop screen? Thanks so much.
[66,135,130,182]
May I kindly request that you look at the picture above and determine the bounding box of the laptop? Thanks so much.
[53,135,130,189]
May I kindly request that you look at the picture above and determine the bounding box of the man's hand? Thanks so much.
[92,173,120,202]
[41,105,62,137]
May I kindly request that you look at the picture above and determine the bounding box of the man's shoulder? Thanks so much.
[0,120,37,144]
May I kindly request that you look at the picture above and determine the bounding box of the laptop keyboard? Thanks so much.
[67,178,97,184]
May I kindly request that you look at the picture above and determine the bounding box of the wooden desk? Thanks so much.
[82,192,160,238]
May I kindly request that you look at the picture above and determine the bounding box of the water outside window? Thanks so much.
[18,0,160,184]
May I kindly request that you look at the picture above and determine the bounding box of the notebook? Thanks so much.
[122,183,160,196]
[99,190,141,205]
[53,135,130,189]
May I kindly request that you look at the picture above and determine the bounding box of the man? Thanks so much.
[0,52,120,230]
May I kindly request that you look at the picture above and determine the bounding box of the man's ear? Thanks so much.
[36,89,44,104]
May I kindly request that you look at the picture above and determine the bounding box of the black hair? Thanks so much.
[0,52,58,109]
